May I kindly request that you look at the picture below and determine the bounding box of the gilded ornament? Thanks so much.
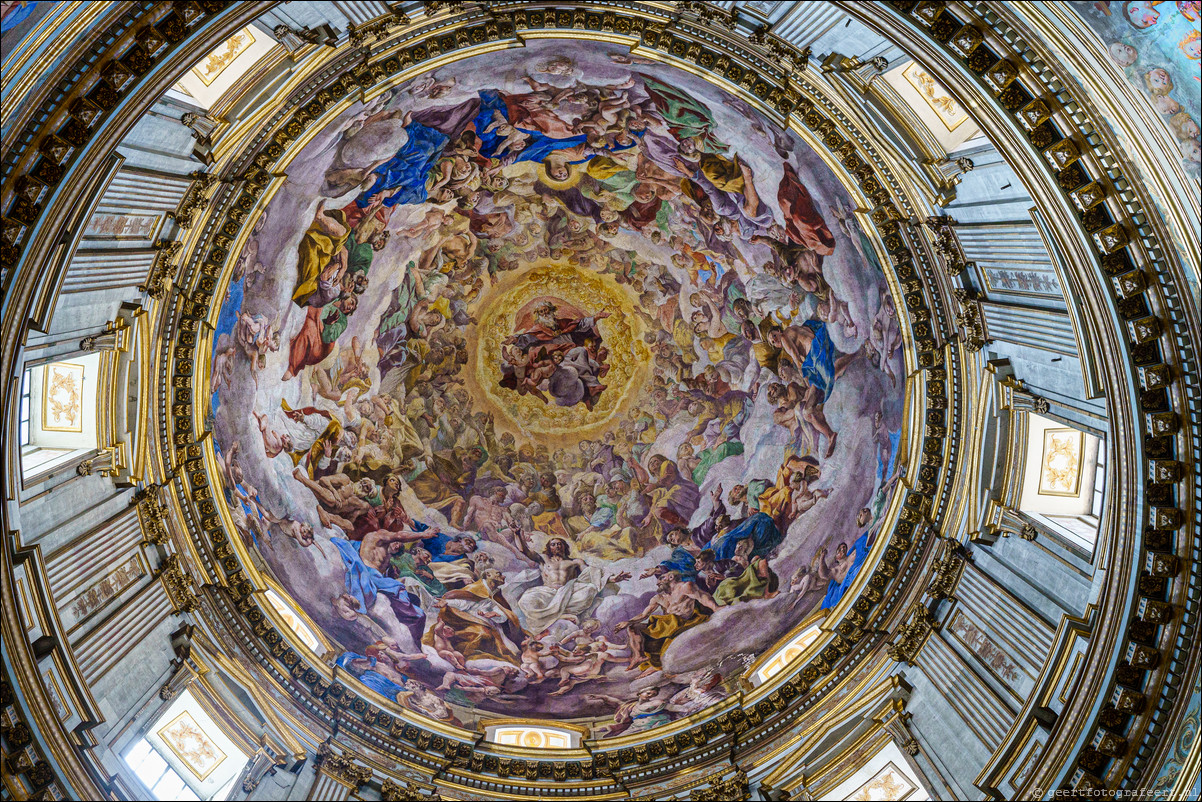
[690,769,749,801]
[886,602,938,665]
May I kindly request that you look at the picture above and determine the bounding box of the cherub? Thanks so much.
[428,620,468,670]
[436,666,518,701]
[864,286,901,387]
[511,349,559,401]
[409,73,456,99]
[482,110,531,155]
[366,637,428,684]
[553,618,628,663]
[546,641,613,696]
[233,310,281,372]
[503,344,532,384]
[219,442,275,549]
[252,410,293,458]
[272,517,318,550]
[788,563,819,609]
[211,340,237,393]
[520,638,555,681]
[332,593,364,622]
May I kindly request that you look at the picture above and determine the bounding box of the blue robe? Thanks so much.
[358,121,450,208]
[474,90,642,165]
[336,652,407,699]
[820,530,871,609]
[707,512,784,562]
[658,546,698,581]
[800,319,837,397]
[358,90,642,209]
[421,531,475,563]
[332,538,427,644]
[472,90,591,163]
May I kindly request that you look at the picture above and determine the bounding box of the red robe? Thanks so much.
[778,162,836,255]
[287,306,335,377]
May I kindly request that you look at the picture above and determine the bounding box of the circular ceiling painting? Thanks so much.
[210,40,905,732]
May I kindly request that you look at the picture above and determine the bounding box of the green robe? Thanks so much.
[714,557,778,606]
[692,440,745,485]
[319,304,350,344]
[389,552,446,596]
[641,75,727,153]
[346,231,375,277]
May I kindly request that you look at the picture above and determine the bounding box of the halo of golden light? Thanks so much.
[467,261,651,441]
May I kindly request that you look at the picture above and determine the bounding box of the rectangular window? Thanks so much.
[18,369,31,446]
[1090,443,1106,519]
[123,738,202,801]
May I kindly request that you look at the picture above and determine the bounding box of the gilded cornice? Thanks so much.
[143,3,960,796]
[1020,1,1200,280]
[0,2,1194,800]
[834,1,1198,796]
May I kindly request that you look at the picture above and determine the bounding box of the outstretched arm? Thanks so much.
[374,527,434,547]
[615,595,662,630]
[584,692,625,707]
[506,528,542,564]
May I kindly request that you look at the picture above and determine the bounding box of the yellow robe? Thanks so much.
[292,210,350,306]
[638,603,711,670]
[756,463,795,521]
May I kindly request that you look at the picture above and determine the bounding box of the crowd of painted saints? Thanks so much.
[211,44,904,732]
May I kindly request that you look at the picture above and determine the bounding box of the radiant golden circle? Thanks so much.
[469,262,650,439]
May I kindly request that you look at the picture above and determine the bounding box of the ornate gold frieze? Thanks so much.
[382,777,442,800]
[139,239,183,300]
[923,215,973,276]
[689,769,749,801]
[314,741,373,788]
[925,537,966,600]
[170,170,216,230]
[134,487,172,546]
[156,553,199,614]
[139,1,958,787]
[886,602,939,665]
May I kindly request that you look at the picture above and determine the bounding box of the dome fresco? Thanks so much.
[209,40,905,730]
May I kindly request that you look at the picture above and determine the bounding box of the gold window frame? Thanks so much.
[40,362,85,433]
[154,709,228,781]
[902,62,970,132]
[1037,427,1084,497]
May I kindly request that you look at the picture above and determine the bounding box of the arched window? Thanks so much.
[486,723,582,749]
[122,689,248,801]
[264,589,322,654]
[1018,413,1106,553]
[753,623,823,686]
